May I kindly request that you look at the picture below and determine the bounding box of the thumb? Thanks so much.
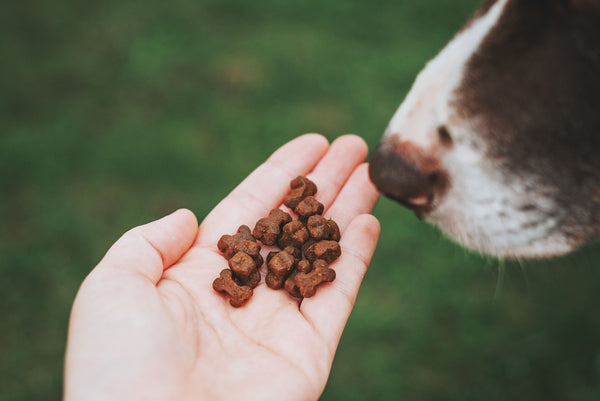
[95,209,198,284]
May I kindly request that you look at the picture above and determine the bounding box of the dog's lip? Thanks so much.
[383,192,433,219]
[408,195,429,206]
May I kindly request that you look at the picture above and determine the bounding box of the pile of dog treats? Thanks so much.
[212,176,341,307]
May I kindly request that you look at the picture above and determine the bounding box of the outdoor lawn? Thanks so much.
[2,0,600,399]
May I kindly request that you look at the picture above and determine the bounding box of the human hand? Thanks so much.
[64,134,380,401]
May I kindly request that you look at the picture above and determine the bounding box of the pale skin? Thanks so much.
[64,134,381,401]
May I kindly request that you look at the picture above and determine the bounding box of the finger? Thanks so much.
[196,134,329,245]
[304,135,369,211]
[324,163,380,232]
[97,209,199,284]
[300,214,380,351]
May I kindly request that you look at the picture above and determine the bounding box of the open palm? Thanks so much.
[65,134,380,401]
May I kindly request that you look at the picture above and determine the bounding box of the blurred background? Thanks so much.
[2,0,600,399]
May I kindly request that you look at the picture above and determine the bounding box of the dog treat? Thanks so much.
[228,252,261,288]
[282,245,302,262]
[296,259,312,273]
[301,238,316,255]
[283,245,302,261]
[213,269,253,307]
[277,220,310,249]
[283,176,318,209]
[284,271,302,298]
[267,246,300,264]
[217,225,263,267]
[267,250,297,277]
[244,270,261,289]
[266,250,278,264]
[294,259,336,298]
[307,216,341,241]
[265,272,286,290]
[304,240,341,264]
[294,196,324,220]
[252,209,292,246]
[213,175,342,305]
[326,219,341,241]
[306,215,329,240]
[286,259,323,297]
[266,250,297,289]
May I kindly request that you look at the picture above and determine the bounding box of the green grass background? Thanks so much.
[2,0,600,399]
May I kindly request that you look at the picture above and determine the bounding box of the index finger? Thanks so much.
[195,134,329,245]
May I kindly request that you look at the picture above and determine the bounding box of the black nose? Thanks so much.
[368,141,446,213]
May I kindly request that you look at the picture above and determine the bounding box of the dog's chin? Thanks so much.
[417,208,577,260]
[460,235,575,260]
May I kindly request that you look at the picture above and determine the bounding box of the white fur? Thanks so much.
[384,0,510,148]
[383,0,572,258]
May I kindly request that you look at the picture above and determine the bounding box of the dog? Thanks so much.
[369,0,600,259]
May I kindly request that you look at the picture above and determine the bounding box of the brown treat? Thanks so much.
[277,220,310,249]
[296,259,312,273]
[228,252,260,288]
[282,245,302,262]
[243,269,261,288]
[283,176,318,209]
[284,271,302,298]
[307,216,340,241]
[294,259,336,298]
[294,196,324,220]
[237,225,255,240]
[269,208,293,226]
[304,240,341,264]
[307,215,331,240]
[252,218,280,246]
[217,225,263,267]
[213,269,253,307]
[301,238,316,255]
[266,250,297,290]
[267,250,297,278]
[253,252,264,269]
[327,219,341,241]
[266,251,278,264]
[252,209,292,246]
[266,271,286,290]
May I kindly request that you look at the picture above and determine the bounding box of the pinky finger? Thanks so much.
[299,214,381,352]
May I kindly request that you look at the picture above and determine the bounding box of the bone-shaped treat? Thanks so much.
[284,271,301,298]
[277,220,310,249]
[294,196,324,220]
[294,259,336,298]
[304,240,341,264]
[267,245,302,265]
[228,252,261,288]
[213,269,253,307]
[284,259,312,298]
[252,209,292,245]
[283,176,317,209]
[306,215,341,241]
[266,249,297,289]
[217,225,263,267]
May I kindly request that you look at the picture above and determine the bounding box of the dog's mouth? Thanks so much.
[384,192,433,220]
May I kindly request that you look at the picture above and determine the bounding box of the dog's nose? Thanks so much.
[368,139,447,214]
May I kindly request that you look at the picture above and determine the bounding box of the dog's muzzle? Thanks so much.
[368,138,448,218]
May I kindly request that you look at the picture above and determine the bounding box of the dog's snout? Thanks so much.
[369,139,447,214]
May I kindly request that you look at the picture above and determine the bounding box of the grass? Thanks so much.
[2,0,600,399]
